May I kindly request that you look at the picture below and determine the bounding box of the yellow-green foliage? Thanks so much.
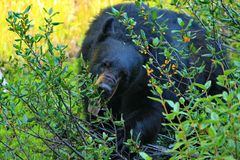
[0,0,126,60]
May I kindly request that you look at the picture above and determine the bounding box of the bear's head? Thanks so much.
[88,18,145,99]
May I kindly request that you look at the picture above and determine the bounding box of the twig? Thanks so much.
[142,144,172,157]
[220,0,240,28]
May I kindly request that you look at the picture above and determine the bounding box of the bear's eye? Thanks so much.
[101,61,111,68]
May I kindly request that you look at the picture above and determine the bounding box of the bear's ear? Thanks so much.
[102,17,115,34]
[97,17,115,42]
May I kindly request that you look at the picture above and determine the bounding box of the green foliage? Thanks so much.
[1,5,157,160]
[1,0,239,159]
[112,0,240,159]
[1,6,117,159]
[164,72,239,160]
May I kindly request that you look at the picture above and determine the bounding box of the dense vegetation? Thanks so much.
[0,0,239,159]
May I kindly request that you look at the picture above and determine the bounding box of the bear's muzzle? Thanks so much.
[95,72,120,99]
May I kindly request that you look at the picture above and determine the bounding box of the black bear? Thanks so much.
[80,3,226,145]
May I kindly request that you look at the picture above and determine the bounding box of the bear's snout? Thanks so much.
[95,73,120,99]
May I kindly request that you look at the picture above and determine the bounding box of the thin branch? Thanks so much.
[220,0,240,28]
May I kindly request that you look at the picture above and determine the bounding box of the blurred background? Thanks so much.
[1,0,238,66]
[0,0,126,61]
[0,0,177,61]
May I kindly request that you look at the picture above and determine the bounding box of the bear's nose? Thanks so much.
[99,83,112,98]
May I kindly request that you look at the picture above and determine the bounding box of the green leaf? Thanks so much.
[34,34,43,42]
[148,96,162,103]
[166,100,175,108]
[201,54,213,57]
[102,132,108,140]
[175,131,185,140]
[52,22,63,26]
[139,152,152,160]
[199,123,209,130]
[164,48,171,58]
[200,0,210,4]
[163,112,177,120]
[224,68,236,76]
[48,8,53,15]
[208,125,216,137]
[179,97,185,104]
[166,100,179,112]
[204,80,212,89]
[186,19,194,28]
[172,142,183,150]
[211,112,219,121]
[43,8,48,14]
[192,82,207,90]
[233,60,240,67]
[51,11,60,17]
[171,0,178,5]
[23,5,31,14]
[111,7,119,14]
[222,91,228,101]
[151,10,158,20]
[216,134,225,146]
[155,85,163,95]
[152,37,160,47]
[22,114,28,123]
[140,29,146,40]
[177,18,185,27]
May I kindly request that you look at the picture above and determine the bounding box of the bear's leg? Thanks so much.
[124,103,164,144]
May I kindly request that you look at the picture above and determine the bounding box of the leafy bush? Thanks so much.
[0,0,239,159]
[1,6,119,159]
[110,0,239,159]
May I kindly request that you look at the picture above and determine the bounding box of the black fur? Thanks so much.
[80,3,225,145]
